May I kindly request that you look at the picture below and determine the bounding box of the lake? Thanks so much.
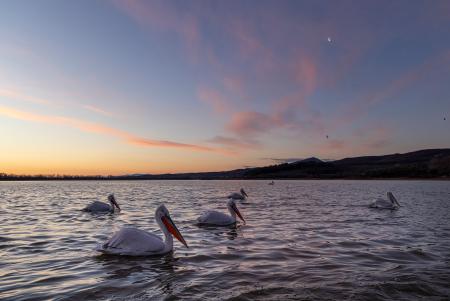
[1,180,449,300]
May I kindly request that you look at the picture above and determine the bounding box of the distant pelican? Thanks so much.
[369,192,400,210]
[197,199,245,226]
[227,188,248,200]
[268,180,274,185]
[96,204,188,256]
[83,194,121,213]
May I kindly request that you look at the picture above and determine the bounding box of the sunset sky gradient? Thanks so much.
[1,0,449,175]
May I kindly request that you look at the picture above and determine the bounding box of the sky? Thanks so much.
[0,0,449,175]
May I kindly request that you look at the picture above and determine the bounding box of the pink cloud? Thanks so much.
[222,76,246,98]
[113,0,201,61]
[226,111,279,137]
[197,87,231,114]
[207,135,260,150]
[127,137,216,152]
[230,20,268,59]
[295,56,317,95]
[0,105,224,154]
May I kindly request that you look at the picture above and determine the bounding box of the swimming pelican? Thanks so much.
[83,194,121,213]
[197,199,245,226]
[96,204,188,256]
[227,188,248,200]
[369,192,400,210]
[268,180,274,185]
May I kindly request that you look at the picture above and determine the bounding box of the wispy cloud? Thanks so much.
[337,49,450,127]
[81,104,115,117]
[207,135,260,150]
[226,111,279,137]
[0,88,51,105]
[1,87,117,119]
[197,87,231,114]
[0,105,224,154]
[113,0,202,60]
[112,0,450,159]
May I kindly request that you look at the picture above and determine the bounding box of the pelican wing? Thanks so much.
[369,198,396,209]
[197,210,234,226]
[97,227,165,255]
[84,201,111,212]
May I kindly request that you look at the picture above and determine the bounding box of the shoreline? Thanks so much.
[1,177,449,182]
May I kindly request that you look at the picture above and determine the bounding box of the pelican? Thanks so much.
[369,192,401,210]
[197,199,245,226]
[268,180,274,185]
[227,188,248,200]
[96,204,188,256]
[83,194,121,213]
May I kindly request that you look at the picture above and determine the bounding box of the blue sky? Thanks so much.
[0,0,449,175]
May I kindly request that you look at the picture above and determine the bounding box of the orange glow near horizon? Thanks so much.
[1,1,449,176]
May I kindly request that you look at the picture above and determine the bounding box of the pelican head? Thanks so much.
[387,192,400,207]
[240,188,248,198]
[227,199,245,224]
[108,194,121,211]
[155,204,188,248]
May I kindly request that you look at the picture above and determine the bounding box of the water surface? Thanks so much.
[1,180,450,300]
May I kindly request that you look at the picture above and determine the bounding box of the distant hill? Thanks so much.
[1,149,450,180]
[239,148,450,179]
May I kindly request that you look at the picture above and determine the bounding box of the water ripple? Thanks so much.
[0,180,449,300]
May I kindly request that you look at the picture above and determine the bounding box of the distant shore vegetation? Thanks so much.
[1,149,450,181]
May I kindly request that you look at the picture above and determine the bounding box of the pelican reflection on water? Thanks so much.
[96,204,188,256]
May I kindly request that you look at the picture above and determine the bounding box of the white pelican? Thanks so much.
[83,194,121,213]
[227,188,248,200]
[268,181,274,185]
[197,199,245,226]
[96,204,188,256]
[369,192,401,210]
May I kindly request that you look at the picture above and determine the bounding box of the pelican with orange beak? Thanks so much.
[197,199,245,226]
[96,204,188,256]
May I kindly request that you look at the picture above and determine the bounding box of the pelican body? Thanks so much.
[83,194,121,213]
[227,188,248,200]
[96,204,188,256]
[369,192,401,210]
[197,199,245,226]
